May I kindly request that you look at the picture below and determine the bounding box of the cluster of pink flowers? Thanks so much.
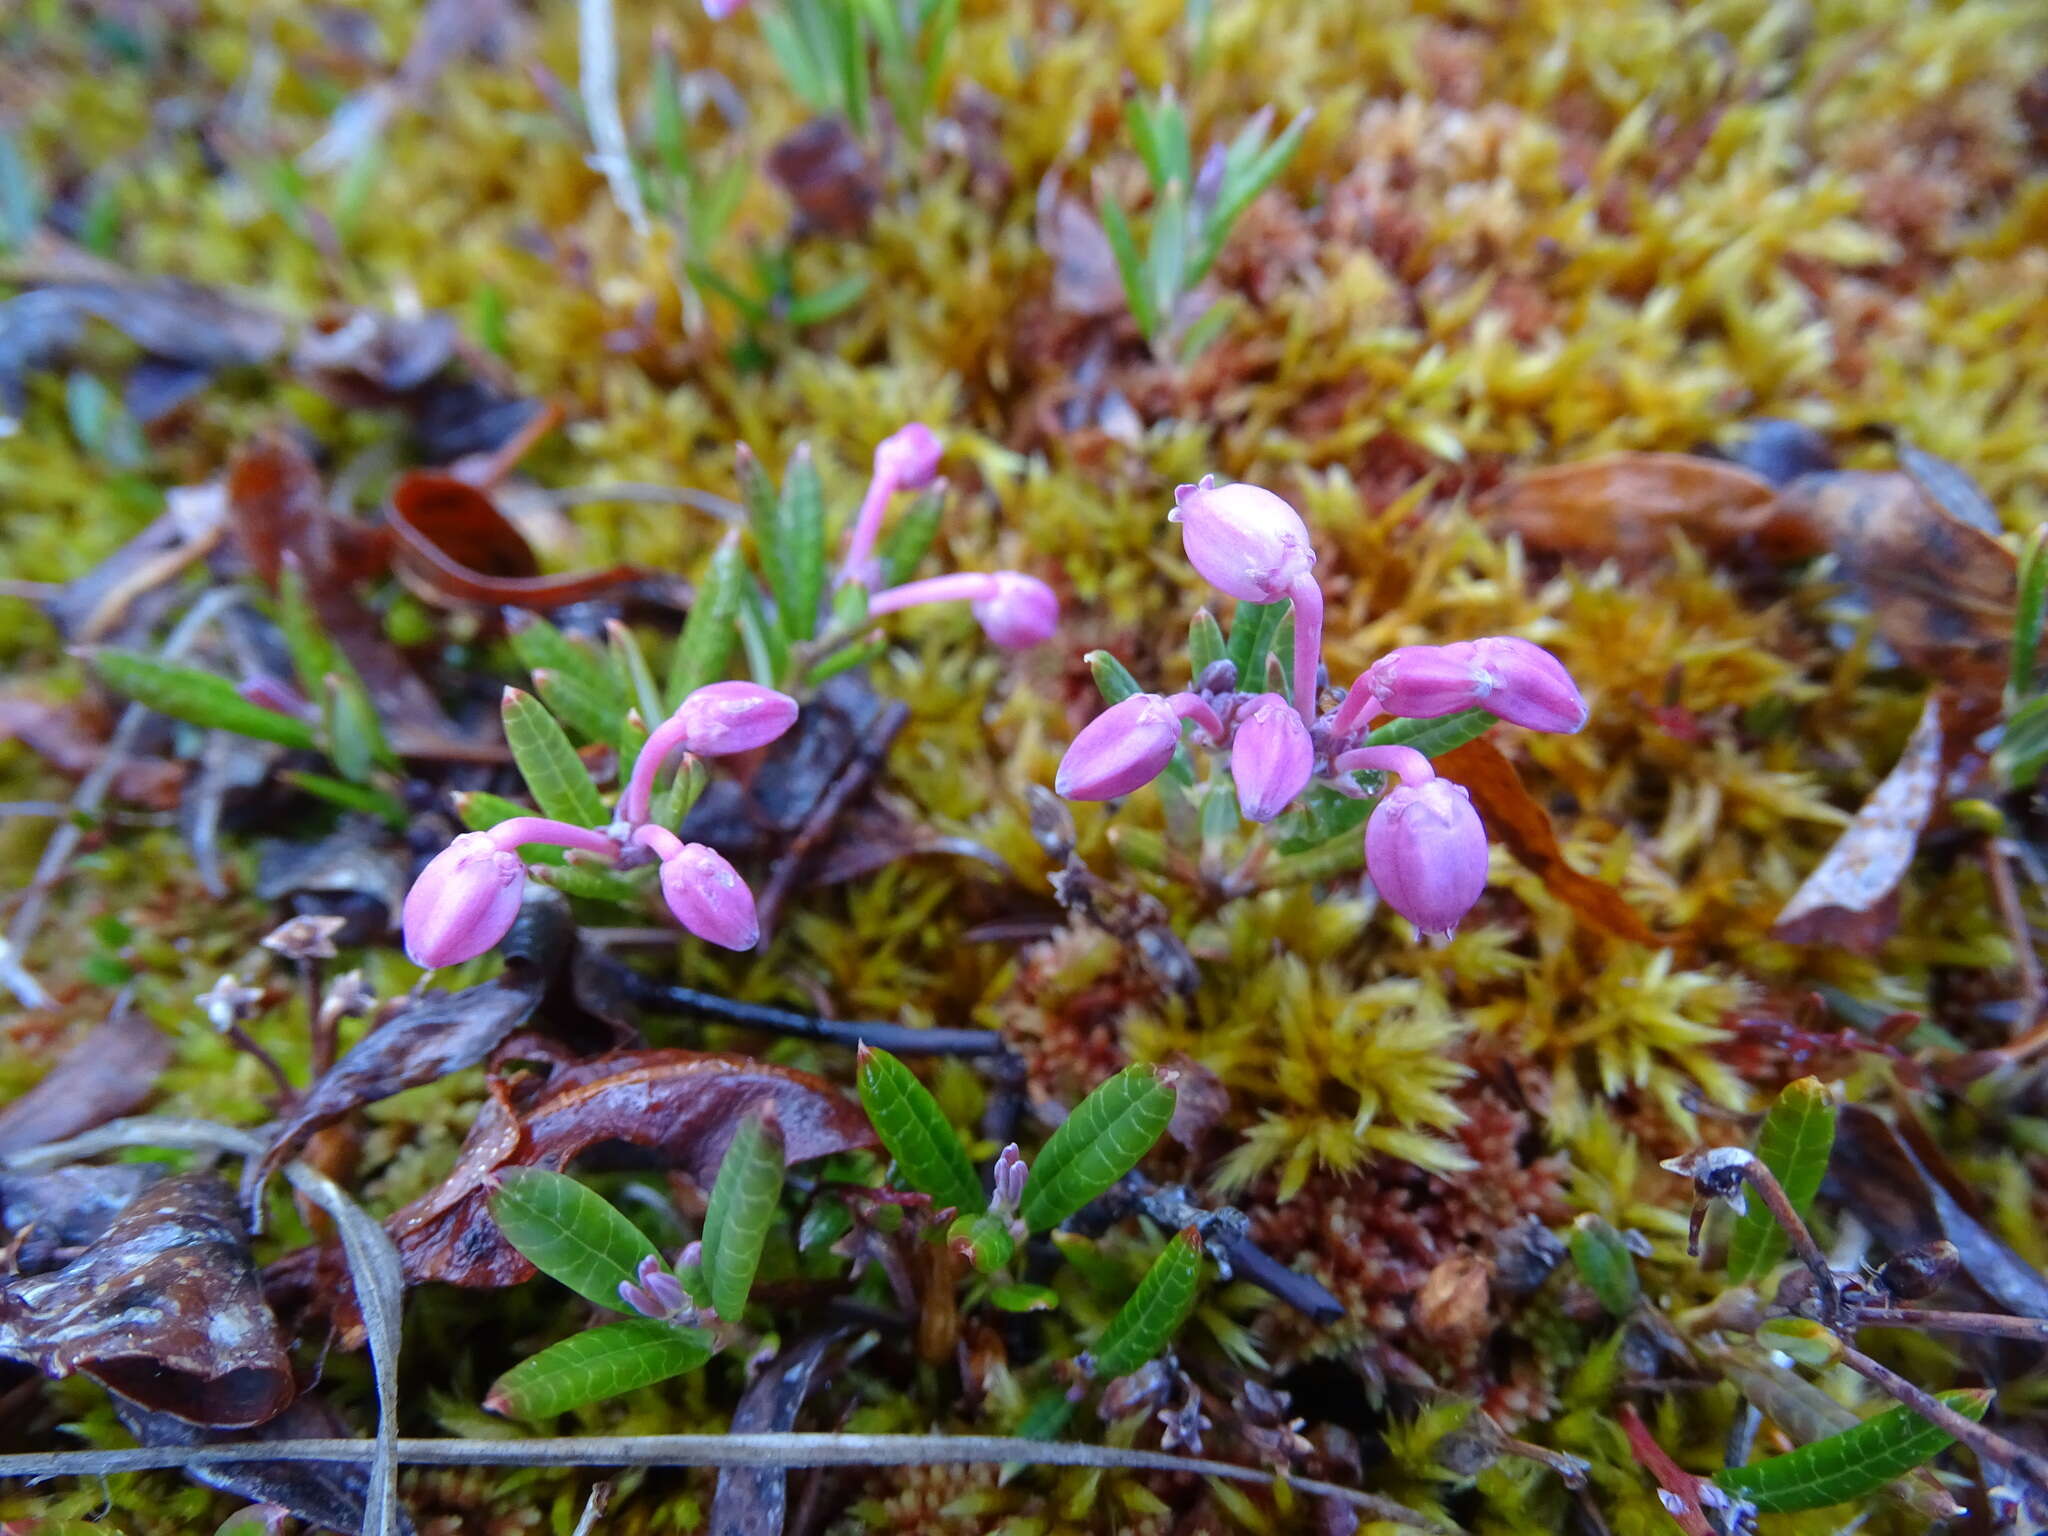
[401,681,798,969]
[1054,478,1588,935]
[838,424,1059,651]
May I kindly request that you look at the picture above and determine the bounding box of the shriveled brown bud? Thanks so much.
[1876,1239,1959,1301]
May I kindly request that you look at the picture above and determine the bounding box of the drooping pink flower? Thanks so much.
[1054,692,1223,801]
[1168,478,1315,604]
[1229,693,1314,821]
[866,571,1060,649]
[636,825,760,950]
[620,683,799,826]
[1364,637,1587,735]
[873,422,943,490]
[402,816,618,967]
[1364,778,1489,936]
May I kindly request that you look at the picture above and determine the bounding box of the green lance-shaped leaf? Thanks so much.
[1187,609,1226,677]
[1726,1076,1836,1283]
[669,532,746,705]
[484,1319,715,1419]
[1097,195,1157,344]
[700,1106,787,1321]
[276,562,346,702]
[530,858,650,905]
[1999,693,2048,791]
[1086,648,1144,707]
[282,770,407,828]
[508,613,621,720]
[1018,1065,1178,1233]
[1090,1226,1205,1381]
[878,486,945,588]
[320,671,395,783]
[758,443,827,643]
[856,1044,983,1214]
[2010,525,2048,702]
[1225,599,1286,681]
[949,1212,1016,1275]
[606,621,664,735]
[1713,1390,1991,1513]
[532,665,619,748]
[487,1167,659,1312]
[1568,1213,1640,1316]
[91,650,317,749]
[1360,708,1500,760]
[501,687,607,828]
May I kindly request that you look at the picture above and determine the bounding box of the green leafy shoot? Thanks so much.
[484,1318,714,1419]
[1090,1226,1204,1381]
[91,650,317,750]
[1086,649,1145,706]
[1188,609,1226,676]
[319,670,395,784]
[1017,1065,1177,1233]
[669,530,746,705]
[487,1168,659,1312]
[1360,708,1501,759]
[949,1212,1017,1275]
[280,770,407,827]
[700,1106,787,1321]
[607,620,665,734]
[1726,1076,1836,1283]
[1568,1213,1641,1316]
[1713,1390,1990,1512]
[767,444,827,643]
[856,1044,983,1215]
[531,665,620,747]
[508,613,619,716]
[1225,599,1286,680]
[501,686,607,828]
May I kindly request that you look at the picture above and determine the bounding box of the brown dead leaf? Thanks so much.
[768,117,879,238]
[0,694,185,806]
[0,1006,171,1155]
[1772,691,1945,951]
[0,1173,293,1426]
[388,471,668,609]
[1436,738,1664,946]
[1475,453,1779,565]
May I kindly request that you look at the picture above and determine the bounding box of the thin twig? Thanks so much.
[1739,1159,1841,1327]
[550,484,745,522]
[1853,1307,2048,1344]
[0,1434,1449,1529]
[1987,838,2044,1038]
[752,700,909,943]
[577,0,648,236]
[1838,1344,2048,1517]
[616,968,1010,1057]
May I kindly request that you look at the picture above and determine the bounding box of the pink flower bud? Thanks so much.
[703,0,748,17]
[1229,693,1314,821]
[619,1254,686,1318]
[1054,693,1182,801]
[970,572,1060,649]
[1168,477,1315,604]
[1364,778,1489,936]
[1367,638,1587,734]
[657,841,760,950]
[874,423,942,491]
[401,832,526,968]
[669,681,800,757]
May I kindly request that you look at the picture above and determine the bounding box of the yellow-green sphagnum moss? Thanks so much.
[2,0,2046,1530]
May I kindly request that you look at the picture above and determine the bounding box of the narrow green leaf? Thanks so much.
[1086,649,1145,706]
[92,650,316,749]
[1145,178,1189,338]
[653,755,709,832]
[1714,1390,1991,1512]
[701,1107,787,1321]
[1224,600,1285,680]
[501,687,607,828]
[1360,708,1500,759]
[2011,526,2048,701]
[320,671,394,782]
[487,1168,658,1312]
[735,583,789,687]
[1017,1065,1177,1233]
[0,129,40,254]
[988,1282,1058,1313]
[1998,693,2048,790]
[878,487,945,588]
[1097,195,1157,342]
[509,614,619,714]
[530,859,651,905]
[669,532,746,705]
[276,564,346,701]
[1091,1227,1204,1380]
[786,273,869,328]
[280,770,407,828]
[485,1319,714,1419]
[856,1044,983,1213]
[1176,296,1236,362]
[950,1212,1017,1275]
[532,665,619,747]
[806,633,888,686]
[1727,1076,1836,1283]
[1192,109,1308,283]
[1187,610,1226,677]
[761,444,827,643]
[1568,1213,1640,1316]
[607,621,665,732]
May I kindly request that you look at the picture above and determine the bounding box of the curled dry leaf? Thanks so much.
[1475,453,1779,566]
[1434,738,1663,947]
[1773,692,1946,952]
[0,1005,171,1155]
[0,693,186,806]
[0,1161,166,1274]
[0,1173,293,1427]
[38,482,229,644]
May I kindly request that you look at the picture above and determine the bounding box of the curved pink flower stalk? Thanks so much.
[1169,478,1323,720]
[866,571,1060,649]
[838,424,942,588]
[1333,745,1487,936]
[633,824,760,950]
[402,818,617,968]
[620,683,798,827]
[1055,691,1223,801]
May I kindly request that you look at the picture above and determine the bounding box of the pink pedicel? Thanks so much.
[621,683,799,826]
[867,571,1060,649]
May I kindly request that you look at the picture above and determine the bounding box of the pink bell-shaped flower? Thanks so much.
[1364,778,1489,936]
[970,572,1060,649]
[667,681,800,757]
[1229,693,1314,822]
[1054,693,1182,801]
[401,832,527,968]
[640,830,760,950]
[873,423,943,491]
[1168,477,1315,604]
[1366,637,1587,735]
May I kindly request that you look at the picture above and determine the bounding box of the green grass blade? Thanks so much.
[1017,1065,1177,1233]
[487,1168,658,1312]
[1097,195,1156,343]
[1568,1213,1640,1316]
[91,650,316,750]
[700,1108,787,1321]
[669,531,746,705]
[484,1319,714,1419]
[856,1044,983,1213]
[501,687,607,828]
[1726,1076,1836,1283]
[1714,1390,1990,1512]
[1187,609,1225,676]
[1090,1227,1204,1380]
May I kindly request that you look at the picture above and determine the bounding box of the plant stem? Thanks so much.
[1739,1158,1841,1327]
[1853,1307,2048,1343]
[1839,1343,2048,1517]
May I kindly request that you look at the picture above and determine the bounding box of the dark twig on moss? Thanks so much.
[614,966,1009,1057]
[1853,1306,2048,1344]
[752,699,909,943]
[1108,1175,1345,1323]
[1666,1147,1840,1327]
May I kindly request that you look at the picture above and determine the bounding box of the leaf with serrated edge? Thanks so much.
[1727,1077,1836,1282]
[1018,1066,1176,1233]
[1714,1391,1990,1512]
[501,688,607,827]
[1092,1227,1203,1380]
[485,1319,713,1419]
[857,1045,982,1213]
[701,1109,786,1321]
[488,1168,657,1312]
